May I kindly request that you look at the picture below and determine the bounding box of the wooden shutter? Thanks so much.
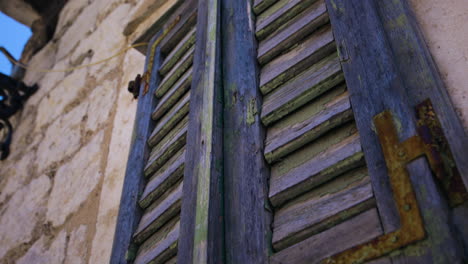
[252,0,468,263]
[111,1,198,263]
[113,0,468,263]
[252,0,381,262]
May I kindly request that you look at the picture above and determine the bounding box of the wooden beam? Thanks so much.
[220,0,272,263]
[110,33,163,264]
[177,0,224,262]
[324,0,466,262]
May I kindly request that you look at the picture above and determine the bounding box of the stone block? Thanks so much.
[16,230,67,264]
[35,67,88,131]
[86,78,118,132]
[65,225,88,264]
[35,100,88,173]
[69,4,131,77]
[46,130,104,227]
[0,151,35,204]
[0,175,51,259]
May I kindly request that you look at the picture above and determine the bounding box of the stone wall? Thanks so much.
[0,0,177,263]
[409,0,468,130]
[0,0,466,263]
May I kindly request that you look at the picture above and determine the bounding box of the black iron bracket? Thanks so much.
[0,73,38,160]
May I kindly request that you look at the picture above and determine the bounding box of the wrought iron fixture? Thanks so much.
[0,72,38,160]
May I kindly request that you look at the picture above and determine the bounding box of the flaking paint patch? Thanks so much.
[247,98,258,125]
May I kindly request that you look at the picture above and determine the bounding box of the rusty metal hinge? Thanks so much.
[323,99,467,264]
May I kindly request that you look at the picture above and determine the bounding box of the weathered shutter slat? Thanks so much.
[144,117,187,176]
[257,0,328,65]
[134,218,180,264]
[133,182,182,244]
[272,167,374,251]
[160,7,198,55]
[256,0,319,41]
[253,0,276,15]
[148,92,190,146]
[269,129,365,207]
[139,148,185,209]
[264,89,352,163]
[270,209,384,264]
[159,28,196,76]
[259,26,335,94]
[261,53,344,126]
[156,48,194,98]
[152,68,192,121]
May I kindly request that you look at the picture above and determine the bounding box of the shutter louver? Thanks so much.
[253,1,387,262]
[130,6,198,264]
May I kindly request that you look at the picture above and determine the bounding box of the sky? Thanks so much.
[0,12,31,75]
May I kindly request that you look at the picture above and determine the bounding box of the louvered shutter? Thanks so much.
[252,0,379,261]
[111,1,199,263]
[112,0,468,263]
[251,0,468,263]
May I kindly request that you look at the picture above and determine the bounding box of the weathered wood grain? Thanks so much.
[148,92,189,147]
[110,34,163,264]
[160,5,198,55]
[273,168,374,250]
[265,92,352,163]
[269,130,365,207]
[134,218,179,264]
[261,53,344,125]
[270,209,383,264]
[259,25,335,95]
[253,0,276,15]
[145,116,187,177]
[140,148,185,209]
[159,28,196,76]
[256,0,319,41]
[156,47,194,98]
[220,0,272,263]
[178,0,224,262]
[152,69,191,122]
[258,0,328,65]
[325,0,467,261]
[149,115,187,161]
[165,256,177,264]
[134,182,183,244]
[267,84,347,137]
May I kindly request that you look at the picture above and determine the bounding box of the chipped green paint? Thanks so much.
[256,0,318,40]
[254,0,278,15]
[262,70,345,126]
[273,122,358,176]
[247,98,258,125]
[156,49,194,98]
[268,85,347,133]
[266,109,354,163]
[160,30,197,76]
[257,0,289,22]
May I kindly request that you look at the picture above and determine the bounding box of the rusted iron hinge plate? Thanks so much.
[323,99,467,264]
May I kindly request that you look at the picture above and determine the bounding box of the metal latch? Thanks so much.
[323,99,467,264]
